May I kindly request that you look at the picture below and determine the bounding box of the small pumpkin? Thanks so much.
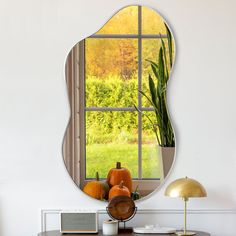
[107,162,132,192]
[109,181,131,200]
[101,178,110,200]
[131,185,140,200]
[83,172,107,200]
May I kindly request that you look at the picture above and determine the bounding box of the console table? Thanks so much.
[38,230,210,236]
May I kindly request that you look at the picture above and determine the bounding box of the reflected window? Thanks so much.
[84,6,167,180]
[64,6,173,196]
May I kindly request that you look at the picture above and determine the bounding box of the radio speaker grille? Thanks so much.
[61,212,97,233]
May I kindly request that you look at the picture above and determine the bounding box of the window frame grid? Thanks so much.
[81,6,167,186]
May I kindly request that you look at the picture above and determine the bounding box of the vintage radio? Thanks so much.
[60,210,98,234]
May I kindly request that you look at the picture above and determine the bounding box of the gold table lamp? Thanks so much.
[165,177,207,236]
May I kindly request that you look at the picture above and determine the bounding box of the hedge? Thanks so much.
[85,76,156,144]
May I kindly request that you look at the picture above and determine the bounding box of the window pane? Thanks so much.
[142,6,166,35]
[85,111,138,179]
[96,6,138,34]
[142,111,161,179]
[85,38,138,107]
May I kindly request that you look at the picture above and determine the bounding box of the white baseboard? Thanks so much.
[40,208,236,232]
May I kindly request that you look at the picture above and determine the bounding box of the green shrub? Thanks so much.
[85,76,154,144]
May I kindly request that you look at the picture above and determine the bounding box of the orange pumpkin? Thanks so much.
[107,162,132,192]
[83,172,105,200]
[109,181,131,200]
[101,179,110,200]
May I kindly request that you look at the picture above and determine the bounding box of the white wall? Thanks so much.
[0,0,236,235]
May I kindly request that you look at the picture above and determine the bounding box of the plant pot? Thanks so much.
[157,146,175,180]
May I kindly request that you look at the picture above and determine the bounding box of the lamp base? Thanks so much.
[175,231,196,236]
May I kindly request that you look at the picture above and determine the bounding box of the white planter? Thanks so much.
[157,146,175,180]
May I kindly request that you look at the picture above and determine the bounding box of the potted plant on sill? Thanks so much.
[135,24,175,179]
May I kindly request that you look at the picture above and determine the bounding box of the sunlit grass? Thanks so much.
[86,143,161,179]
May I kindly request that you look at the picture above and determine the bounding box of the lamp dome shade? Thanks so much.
[165,177,207,198]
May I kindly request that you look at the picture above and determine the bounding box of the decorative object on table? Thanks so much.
[107,162,132,192]
[134,24,175,180]
[102,220,119,235]
[83,172,110,200]
[165,177,207,236]
[106,196,137,233]
[109,181,131,200]
[60,210,98,234]
[133,224,176,234]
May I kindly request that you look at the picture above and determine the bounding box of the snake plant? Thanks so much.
[135,24,175,147]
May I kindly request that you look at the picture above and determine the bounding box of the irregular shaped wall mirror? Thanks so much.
[63,5,175,201]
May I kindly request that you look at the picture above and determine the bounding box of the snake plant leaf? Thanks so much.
[146,59,159,82]
[134,104,161,145]
[136,23,175,147]
[139,90,157,110]
[138,90,161,117]
[146,59,159,70]
[148,74,157,107]
[146,59,159,71]
[151,64,159,81]
[158,48,165,93]
[161,38,169,81]
[165,23,173,67]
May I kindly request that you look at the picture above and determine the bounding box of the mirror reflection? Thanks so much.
[63,5,175,201]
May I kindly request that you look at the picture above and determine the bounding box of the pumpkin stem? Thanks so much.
[119,181,124,188]
[135,185,139,193]
[96,171,99,181]
[116,162,121,169]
